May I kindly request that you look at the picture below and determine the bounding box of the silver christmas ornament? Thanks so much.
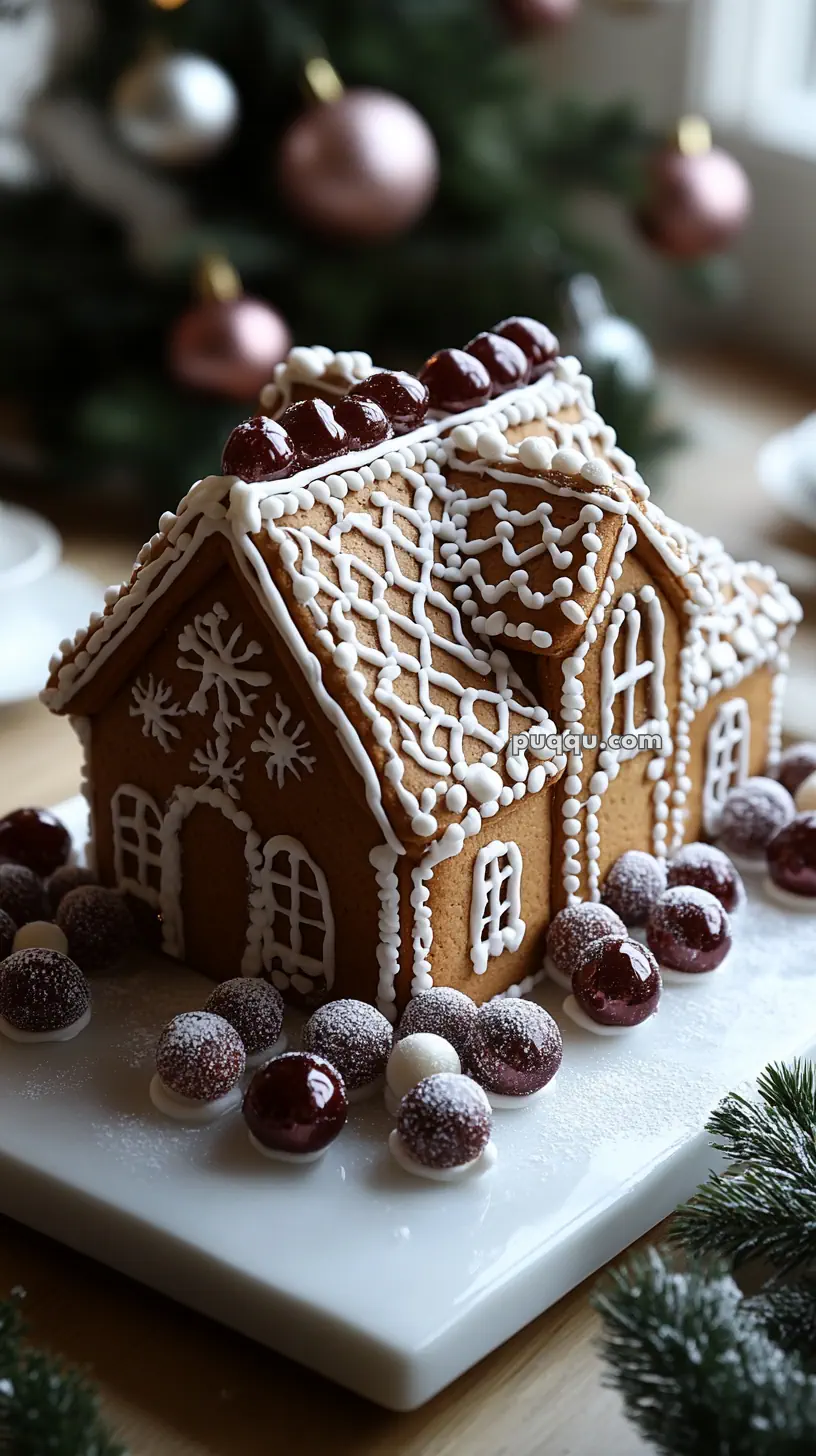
[113,51,239,166]
[567,275,655,392]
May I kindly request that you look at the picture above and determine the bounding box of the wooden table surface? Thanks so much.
[0,351,814,1455]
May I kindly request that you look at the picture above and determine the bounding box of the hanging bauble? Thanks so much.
[566,276,654,392]
[637,116,751,260]
[278,59,439,242]
[168,256,291,400]
[113,51,239,166]
[499,0,581,30]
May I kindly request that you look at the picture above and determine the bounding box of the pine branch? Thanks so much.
[0,1296,125,1456]
[593,1249,816,1456]
[671,1062,816,1274]
[746,1281,816,1359]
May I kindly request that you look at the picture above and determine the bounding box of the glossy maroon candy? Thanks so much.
[243,1051,347,1157]
[0,908,15,961]
[221,415,296,483]
[0,808,71,879]
[546,901,626,980]
[465,999,562,1097]
[204,977,284,1059]
[332,395,393,452]
[349,369,429,434]
[0,864,47,927]
[56,885,134,972]
[777,743,816,798]
[573,935,661,1028]
[397,1072,492,1170]
[465,331,530,396]
[719,776,795,860]
[766,813,816,900]
[647,887,731,974]
[601,850,667,927]
[156,1012,245,1102]
[419,347,492,413]
[45,863,98,916]
[302,998,393,1092]
[667,842,744,914]
[492,317,559,378]
[277,397,348,467]
[398,986,477,1059]
[0,948,89,1035]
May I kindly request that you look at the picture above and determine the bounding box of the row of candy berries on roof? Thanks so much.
[221,315,560,485]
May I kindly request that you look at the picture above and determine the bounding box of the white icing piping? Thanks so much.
[112,784,162,906]
[370,843,402,1022]
[702,698,751,838]
[469,840,525,974]
[250,834,335,996]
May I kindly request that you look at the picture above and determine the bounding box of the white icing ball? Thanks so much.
[386,1033,461,1101]
[552,447,585,475]
[795,769,816,813]
[517,436,555,472]
[462,763,504,805]
[12,921,69,955]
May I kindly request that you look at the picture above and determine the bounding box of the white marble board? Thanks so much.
[0,797,814,1410]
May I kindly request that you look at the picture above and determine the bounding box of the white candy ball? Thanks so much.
[795,769,816,813]
[12,921,69,955]
[386,1032,460,1101]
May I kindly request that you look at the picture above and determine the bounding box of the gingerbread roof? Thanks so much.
[43,345,800,852]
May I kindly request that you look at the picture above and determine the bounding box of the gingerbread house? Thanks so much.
[42,330,801,1020]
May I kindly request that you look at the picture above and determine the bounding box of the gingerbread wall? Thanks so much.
[679,665,775,845]
[411,789,552,1006]
[87,540,386,1007]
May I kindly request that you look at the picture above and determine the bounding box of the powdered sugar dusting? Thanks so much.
[547,902,626,978]
[302,998,393,1090]
[397,987,477,1057]
[397,1072,492,1169]
[204,978,284,1057]
[601,850,667,926]
[155,1011,245,1101]
[719,776,794,858]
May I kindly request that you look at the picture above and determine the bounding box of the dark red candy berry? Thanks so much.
[766,813,816,900]
[667,843,744,914]
[46,863,98,916]
[547,902,626,980]
[419,347,492,413]
[573,934,661,1027]
[646,887,731,974]
[777,743,816,798]
[492,317,559,378]
[0,948,90,1034]
[332,395,393,452]
[601,850,667,927]
[0,864,47,927]
[302,998,393,1092]
[719,776,794,859]
[278,397,348,468]
[466,1000,562,1096]
[156,1011,246,1101]
[349,370,429,434]
[397,1072,492,1170]
[465,331,531,396]
[243,1051,347,1157]
[221,416,296,483]
[56,885,134,972]
[398,987,477,1058]
[0,907,17,960]
[204,977,284,1058]
[0,808,71,879]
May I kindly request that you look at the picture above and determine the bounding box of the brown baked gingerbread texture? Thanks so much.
[42,334,801,1020]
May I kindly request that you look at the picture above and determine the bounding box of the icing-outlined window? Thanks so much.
[600,586,668,762]
[256,835,335,997]
[112,784,163,905]
[703,697,750,835]
[469,840,525,975]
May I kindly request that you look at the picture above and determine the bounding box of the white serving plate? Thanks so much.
[1,796,815,1410]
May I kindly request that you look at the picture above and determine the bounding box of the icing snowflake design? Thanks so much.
[177,602,270,737]
[129,675,185,753]
[190,737,246,800]
[251,695,316,788]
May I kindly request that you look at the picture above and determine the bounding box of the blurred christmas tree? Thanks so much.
[0,0,749,512]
